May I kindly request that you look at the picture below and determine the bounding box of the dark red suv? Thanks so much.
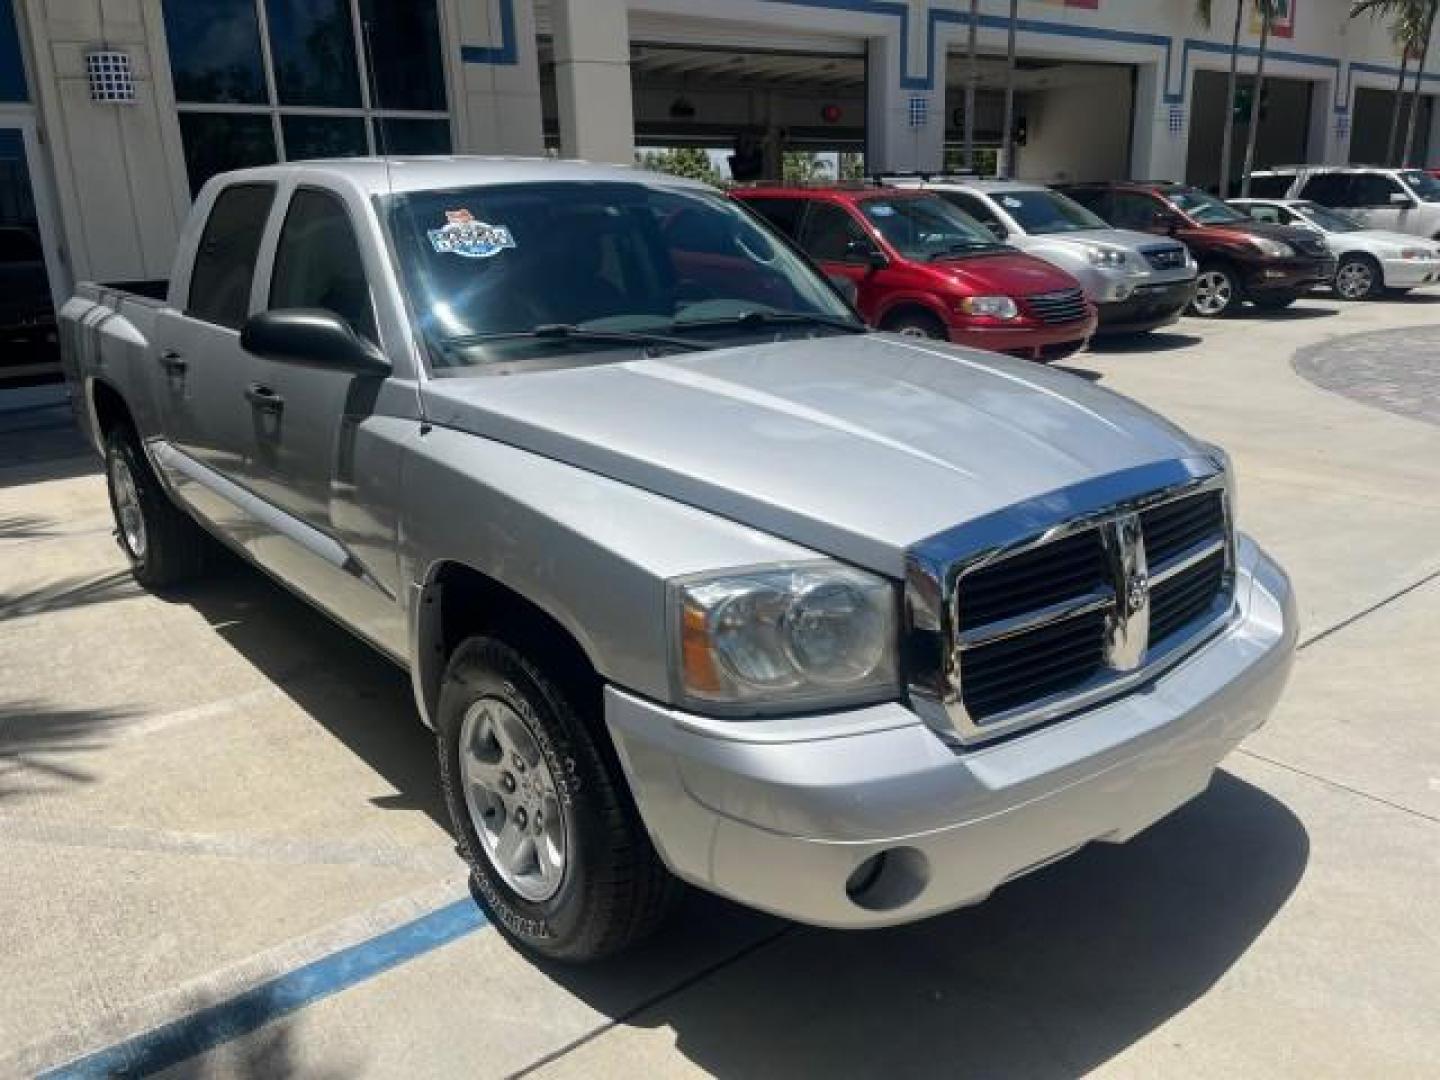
[1058,182,1337,318]
[734,186,1095,361]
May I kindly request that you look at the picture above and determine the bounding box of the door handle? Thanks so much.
[159,350,187,374]
[244,383,284,413]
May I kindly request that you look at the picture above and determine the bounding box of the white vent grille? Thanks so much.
[87,50,137,104]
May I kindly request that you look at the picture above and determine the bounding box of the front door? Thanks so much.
[1350,172,1407,232]
[795,201,888,321]
[0,116,66,387]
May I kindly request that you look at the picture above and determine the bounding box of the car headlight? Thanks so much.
[671,563,898,711]
[959,295,1019,319]
[1249,237,1295,258]
[1086,245,1128,269]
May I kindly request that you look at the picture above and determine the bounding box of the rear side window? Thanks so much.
[268,188,377,343]
[1247,174,1294,198]
[1109,191,1160,230]
[1300,173,1355,207]
[1063,188,1111,219]
[187,184,275,329]
[1351,172,1402,206]
[744,197,804,238]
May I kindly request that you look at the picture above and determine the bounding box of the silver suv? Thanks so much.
[889,178,1197,334]
[1249,166,1440,240]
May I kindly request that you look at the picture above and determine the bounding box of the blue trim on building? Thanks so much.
[0,0,28,103]
[39,900,488,1079]
[461,0,519,65]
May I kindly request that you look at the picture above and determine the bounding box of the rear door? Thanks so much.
[152,182,275,531]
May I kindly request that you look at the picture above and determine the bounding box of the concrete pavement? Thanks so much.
[2,296,1437,1077]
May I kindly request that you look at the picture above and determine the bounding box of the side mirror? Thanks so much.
[1390,192,1417,208]
[825,273,859,307]
[240,309,389,375]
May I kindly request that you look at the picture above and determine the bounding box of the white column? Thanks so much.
[865,32,943,175]
[552,0,633,164]
[1130,61,1188,182]
[453,0,544,156]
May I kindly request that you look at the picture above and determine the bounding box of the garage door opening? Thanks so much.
[1187,70,1317,192]
[1350,86,1434,166]
[944,54,1136,183]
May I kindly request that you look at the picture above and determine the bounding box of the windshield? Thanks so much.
[1399,170,1440,202]
[857,195,1006,259]
[1167,187,1249,224]
[1292,202,1363,233]
[990,189,1110,234]
[385,181,860,371]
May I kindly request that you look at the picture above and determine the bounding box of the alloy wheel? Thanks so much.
[1192,270,1234,317]
[1335,260,1374,300]
[109,452,147,559]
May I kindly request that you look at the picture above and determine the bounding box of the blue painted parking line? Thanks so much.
[41,898,489,1079]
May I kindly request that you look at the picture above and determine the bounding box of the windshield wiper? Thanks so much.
[439,323,710,354]
[670,310,866,334]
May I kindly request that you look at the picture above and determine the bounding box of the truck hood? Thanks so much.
[419,334,1207,577]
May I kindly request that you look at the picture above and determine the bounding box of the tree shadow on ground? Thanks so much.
[0,699,136,802]
[540,770,1307,1079]
[0,569,142,620]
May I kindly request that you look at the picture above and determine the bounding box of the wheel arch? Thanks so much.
[877,297,950,332]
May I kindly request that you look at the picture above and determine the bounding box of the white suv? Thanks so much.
[1248,167,1440,240]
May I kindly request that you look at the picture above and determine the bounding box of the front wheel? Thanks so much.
[1190,265,1242,318]
[437,636,677,962]
[883,310,948,340]
[1333,255,1383,301]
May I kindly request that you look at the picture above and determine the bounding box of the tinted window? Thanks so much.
[0,227,41,263]
[983,189,1110,235]
[941,191,1006,233]
[798,201,869,262]
[1108,191,1161,230]
[1247,174,1295,198]
[178,112,278,196]
[1243,203,1284,224]
[161,0,266,104]
[745,198,805,239]
[1300,173,1355,207]
[269,189,376,342]
[188,184,276,329]
[281,114,368,160]
[1398,169,1440,201]
[265,0,361,107]
[1,0,29,102]
[1352,172,1401,206]
[1062,188,1111,220]
[857,196,1001,260]
[359,0,445,111]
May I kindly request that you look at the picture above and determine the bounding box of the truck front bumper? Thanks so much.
[606,536,1295,929]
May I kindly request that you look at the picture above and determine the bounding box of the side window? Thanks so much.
[1247,174,1294,198]
[1301,173,1354,207]
[1353,173,1401,207]
[942,192,1006,236]
[268,188,377,343]
[1246,204,1282,224]
[797,202,869,263]
[1062,188,1110,219]
[745,198,804,239]
[1109,192,1160,230]
[187,184,276,330]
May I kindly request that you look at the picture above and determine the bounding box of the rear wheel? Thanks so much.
[104,425,210,589]
[437,636,677,962]
[1333,255,1383,301]
[1190,265,1242,318]
[883,309,948,340]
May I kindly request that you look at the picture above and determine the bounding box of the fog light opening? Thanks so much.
[844,847,930,912]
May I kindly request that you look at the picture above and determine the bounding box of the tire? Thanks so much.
[437,636,677,962]
[1190,264,1242,318]
[103,425,210,589]
[1333,255,1383,301]
[883,309,948,340]
[1251,292,1301,311]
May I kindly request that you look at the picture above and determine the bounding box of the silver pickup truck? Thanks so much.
[61,157,1296,962]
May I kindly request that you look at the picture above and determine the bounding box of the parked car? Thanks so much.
[734,185,1095,361]
[884,177,1197,334]
[62,158,1296,962]
[1247,166,1440,239]
[1230,197,1440,300]
[1058,182,1336,317]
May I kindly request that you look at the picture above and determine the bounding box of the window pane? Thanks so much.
[269,189,376,341]
[282,115,368,160]
[188,183,276,329]
[375,117,450,155]
[359,0,445,111]
[744,197,803,238]
[161,0,266,104]
[265,0,361,107]
[178,112,278,196]
[797,202,866,262]
[1,0,26,102]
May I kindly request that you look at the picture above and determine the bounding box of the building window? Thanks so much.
[161,0,452,194]
[1,0,27,103]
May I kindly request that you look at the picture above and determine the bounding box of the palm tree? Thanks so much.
[1401,2,1438,165]
[1352,0,1439,166]
[1239,1,1287,197]
[1000,0,1019,179]
[1387,26,1413,164]
[963,0,979,172]
[1195,0,1246,196]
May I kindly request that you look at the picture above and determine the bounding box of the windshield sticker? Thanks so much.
[1000,196,1023,208]
[428,209,516,258]
[869,203,896,217]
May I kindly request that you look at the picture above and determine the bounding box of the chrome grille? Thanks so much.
[945,483,1232,733]
[1141,245,1187,271]
[1024,287,1088,325]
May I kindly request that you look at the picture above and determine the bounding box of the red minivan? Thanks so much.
[734,185,1096,361]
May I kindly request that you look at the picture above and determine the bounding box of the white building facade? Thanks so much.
[2,0,1438,309]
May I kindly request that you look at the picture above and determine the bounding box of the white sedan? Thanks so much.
[1230,197,1440,300]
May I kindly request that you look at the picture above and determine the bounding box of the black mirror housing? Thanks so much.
[240,309,389,375]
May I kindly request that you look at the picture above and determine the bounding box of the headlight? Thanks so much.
[672,564,898,711]
[1249,237,1295,258]
[1086,245,1127,268]
[959,295,1019,319]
